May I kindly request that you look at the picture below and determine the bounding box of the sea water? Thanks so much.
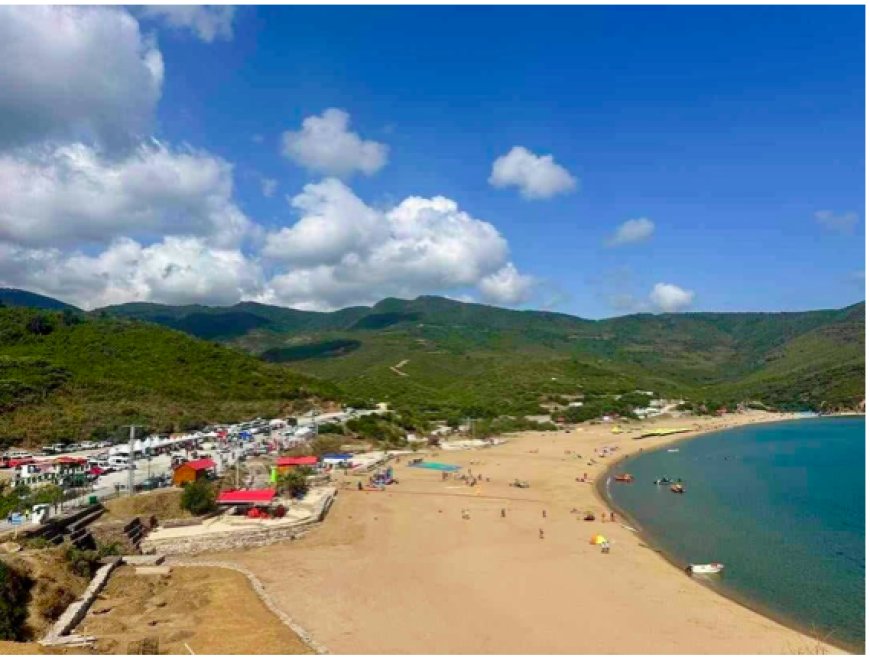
[605,417,865,652]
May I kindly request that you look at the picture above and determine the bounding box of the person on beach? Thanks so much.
[539,528,544,540]
[610,512,616,522]
[542,509,547,518]
[501,508,506,518]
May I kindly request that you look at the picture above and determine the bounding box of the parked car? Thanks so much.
[108,456,134,470]
[137,476,168,491]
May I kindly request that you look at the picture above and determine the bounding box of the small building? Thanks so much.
[276,455,318,474]
[172,458,216,486]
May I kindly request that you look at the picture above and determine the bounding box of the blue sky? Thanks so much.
[0,5,863,317]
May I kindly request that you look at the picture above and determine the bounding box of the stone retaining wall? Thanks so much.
[166,558,329,654]
[141,521,317,555]
[140,488,336,556]
[41,557,121,647]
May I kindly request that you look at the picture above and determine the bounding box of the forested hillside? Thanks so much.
[0,307,341,447]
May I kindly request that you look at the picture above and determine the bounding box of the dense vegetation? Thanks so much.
[1,290,863,446]
[0,560,33,641]
[0,306,341,448]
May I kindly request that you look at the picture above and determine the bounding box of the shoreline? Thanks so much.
[592,415,858,654]
[200,410,856,654]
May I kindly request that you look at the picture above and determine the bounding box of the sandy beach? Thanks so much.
[205,411,847,654]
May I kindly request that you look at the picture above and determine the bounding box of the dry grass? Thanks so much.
[79,566,311,654]
[101,489,191,522]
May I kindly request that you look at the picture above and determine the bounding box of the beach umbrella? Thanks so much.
[590,534,607,545]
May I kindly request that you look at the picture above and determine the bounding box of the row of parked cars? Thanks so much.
[41,440,113,455]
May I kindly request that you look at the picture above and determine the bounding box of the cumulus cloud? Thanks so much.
[259,179,527,310]
[263,178,384,266]
[139,6,236,43]
[0,237,262,309]
[649,283,695,313]
[0,5,163,153]
[815,210,860,234]
[281,108,388,178]
[607,218,655,247]
[261,178,278,198]
[489,146,576,200]
[479,263,536,305]
[0,141,251,249]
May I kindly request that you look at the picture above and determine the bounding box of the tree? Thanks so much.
[26,314,54,336]
[181,478,216,515]
[281,469,310,499]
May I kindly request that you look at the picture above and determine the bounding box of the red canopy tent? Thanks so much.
[217,488,277,505]
[276,456,318,467]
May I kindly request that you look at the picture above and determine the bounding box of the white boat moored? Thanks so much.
[686,562,724,575]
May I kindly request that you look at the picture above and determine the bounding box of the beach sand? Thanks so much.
[205,411,845,654]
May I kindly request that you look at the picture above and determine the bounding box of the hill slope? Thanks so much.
[0,307,341,447]
[100,296,865,417]
[0,288,79,311]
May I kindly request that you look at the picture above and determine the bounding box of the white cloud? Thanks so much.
[139,6,236,43]
[489,146,576,200]
[0,6,163,153]
[261,178,278,198]
[479,263,536,305]
[263,178,384,266]
[0,141,251,249]
[649,283,695,313]
[815,210,860,234]
[0,237,262,309]
[259,179,526,310]
[607,218,655,247]
[281,108,388,178]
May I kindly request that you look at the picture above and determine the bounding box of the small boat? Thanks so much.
[614,473,634,482]
[686,562,724,575]
[670,484,685,494]
[667,448,680,453]
[654,477,673,485]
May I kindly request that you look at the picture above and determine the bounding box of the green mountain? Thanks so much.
[100,296,865,418]
[0,288,80,312]
[0,307,341,448]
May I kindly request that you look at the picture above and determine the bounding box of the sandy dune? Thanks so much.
[207,412,843,654]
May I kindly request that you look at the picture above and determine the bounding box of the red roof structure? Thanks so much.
[276,456,318,467]
[184,458,216,471]
[217,488,277,504]
[56,456,87,464]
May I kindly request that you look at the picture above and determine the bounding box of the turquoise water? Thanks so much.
[605,417,865,651]
[411,461,461,472]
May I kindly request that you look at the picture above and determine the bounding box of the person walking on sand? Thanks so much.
[610,511,616,523]
[539,528,544,540]
[542,509,547,519]
[501,508,506,518]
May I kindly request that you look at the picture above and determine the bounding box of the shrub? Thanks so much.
[0,560,33,641]
[180,478,216,515]
[64,545,101,579]
[281,469,310,499]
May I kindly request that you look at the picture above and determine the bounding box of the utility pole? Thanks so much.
[235,437,240,489]
[123,425,140,497]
